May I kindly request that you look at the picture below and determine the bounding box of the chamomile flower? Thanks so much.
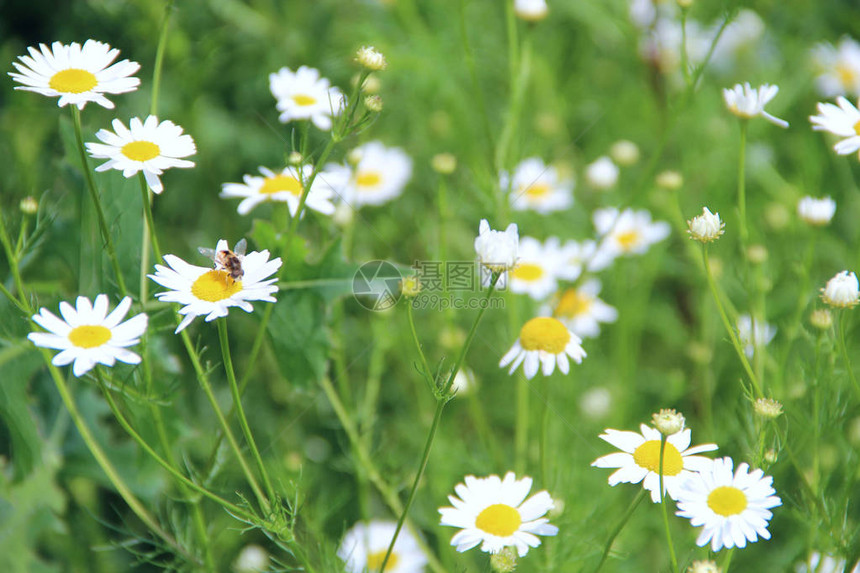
[809,97,860,156]
[585,156,619,190]
[337,520,427,573]
[591,424,718,503]
[220,165,335,216]
[821,270,860,308]
[812,37,860,99]
[737,314,776,358]
[438,472,558,557]
[9,40,140,109]
[509,237,560,300]
[28,295,147,377]
[723,83,789,128]
[796,552,859,573]
[798,196,836,226]
[475,219,519,273]
[502,157,573,214]
[544,279,618,339]
[675,457,781,551]
[85,116,196,194]
[318,141,412,208]
[148,240,282,333]
[269,66,344,130]
[687,207,725,243]
[589,207,670,271]
[500,317,586,379]
[547,238,597,282]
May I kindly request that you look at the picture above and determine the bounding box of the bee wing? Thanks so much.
[198,247,217,261]
[233,238,247,257]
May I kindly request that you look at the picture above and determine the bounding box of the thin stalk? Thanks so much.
[218,319,276,503]
[540,384,550,487]
[736,120,749,247]
[659,436,679,573]
[407,302,435,389]
[379,277,500,572]
[592,489,646,573]
[458,0,494,167]
[149,0,174,117]
[722,547,736,572]
[836,310,860,400]
[702,246,763,398]
[70,107,128,296]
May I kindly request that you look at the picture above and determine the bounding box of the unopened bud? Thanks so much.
[652,408,685,435]
[364,94,383,112]
[431,153,457,175]
[19,196,38,215]
[355,46,387,71]
[490,546,518,572]
[656,170,683,190]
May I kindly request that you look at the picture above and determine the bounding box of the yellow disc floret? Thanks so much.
[511,263,544,282]
[632,440,684,476]
[68,325,112,348]
[260,174,303,196]
[519,317,570,353]
[366,550,398,571]
[122,140,161,162]
[292,94,317,106]
[49,68,97,94]
[356,171,382,188]
[475,503,522,537]
[707,486,748,517]
[191,270,243,302]
[554,288,592,318]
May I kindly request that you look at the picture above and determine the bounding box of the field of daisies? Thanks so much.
[3,0,860,571]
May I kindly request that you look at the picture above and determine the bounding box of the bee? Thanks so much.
[199,238,247,283]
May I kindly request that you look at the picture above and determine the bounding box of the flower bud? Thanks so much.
[652,408,685,435]
[687,207,725,243]
[821,270,859,308]
[355,46,387,71]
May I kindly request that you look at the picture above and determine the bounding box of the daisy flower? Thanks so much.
[809,97,860,156]
[544,279,617,339]
[474,218,519,279]
[9,40,140,109]
[337,520,427,573]
[812,37,860,99]
[269,65,344,130]
[502,157,573,214]
[591,424,718,503]
[821,270,860,308]
[589,207,670,271]
[737,314,776,358]
[687,207,725,243]
[546,238,597,282]
[220,165,335,216]
[500,317,586,379]
[318,141,412,208]
[85,116,196,194]
[797,196,836,226]
[438,472,558,557]
[723,83,789,128]
[675,457,781,551]
[27,295,147,377]
[509,237,560,300]
[796,552,859,573]
[585,156,619,190]
[148,240,282,333]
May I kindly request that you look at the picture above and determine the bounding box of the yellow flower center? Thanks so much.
[631,440,683,475]
[292,94,317,106]
[523,182,550,198]
[366,550,398,571]
[191,270,243,302]
[475,503,522,537]
[554,288,592,318]
[68,325,112,348]
[519,317,571,353]
[838,63,857,89]
[854,119,860,137]
[707,486,747,517]
[260,174,303,196]
[49,68,97,94]
[356,170,382,188]
[511,263,544,282]
[121,140,161,162]
[616,230,641,251]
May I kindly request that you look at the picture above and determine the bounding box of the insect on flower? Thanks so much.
[199,238,246,284]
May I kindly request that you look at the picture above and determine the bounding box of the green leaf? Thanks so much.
[266,290,330,389]
[283,238,362,304]
[0,342,45,480]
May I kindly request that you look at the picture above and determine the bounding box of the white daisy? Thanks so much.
[544,279,617,339]
[812,37,860,99]
[85,116,196,194]
[27,295,147,377]
[585,156,619,190]
[220,165,335,216]
[809,96,860,156]
[675,457,781,551]
[438,472,558,557]
[591,424,718,503]
[821,270,860,308]
[318,141,412,208]
[9,40,140,109]
[546,238,597,282]
[687,207,725,243]
[509,237,560,300]
[797,196,836,226]
[269,65,344,130]
[589,207,670,271]
[500,317,586,379]
[737,314,776,358]
[502,157,573,214]
[723,83,789,128]
[474,218,519,275]
[796,552,859,573]
[337,520,427,573]
[148,240,282,333]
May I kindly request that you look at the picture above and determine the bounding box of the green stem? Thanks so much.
[836,310,860,401]
[218,319,277,503]
[407,302,435,390]
[540,384,550,487]
[737,120,749,247]
[149,0,174,117]
[659,436,679,573]
[592,489,646,573]
[70,107,128,297]
[379,277,500,572]
[702,246,763,398]
[722,547,736,572]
